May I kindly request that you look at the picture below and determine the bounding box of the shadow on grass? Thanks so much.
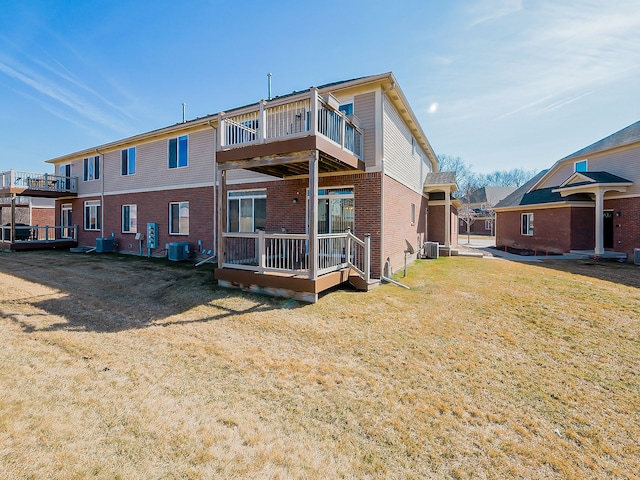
[0,250,304,334]
[532,259,640,289]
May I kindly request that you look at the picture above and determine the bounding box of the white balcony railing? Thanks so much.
[221,230,370,282]
[218,88,363,159]
[0,170,78,194]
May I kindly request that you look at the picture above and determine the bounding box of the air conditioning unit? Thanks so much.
[423,241,439,259]
[95,237,115,253]
[168,242,190,261]
[634,248,640,265]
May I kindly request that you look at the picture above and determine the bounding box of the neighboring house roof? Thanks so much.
[560,119,640,162]
[468,186,517,205]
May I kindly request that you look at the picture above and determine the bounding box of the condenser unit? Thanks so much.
[423,241,439,259]
[634,248,640,265]
[168,242,190,261]
[95,237,115,253]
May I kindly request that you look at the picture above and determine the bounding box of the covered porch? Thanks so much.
[214,87,376,302]
[553,171,632,257]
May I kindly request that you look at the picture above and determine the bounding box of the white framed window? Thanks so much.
[485,220,492,230]
[410,203,416,225]
[121,147,136,175]
[169,201,189,235]
[60,164,72,190]
[122,204,137,233]
[574,159,588,172]
[227,190,266,233]
[84,200,101,231]
[168,135,188,169]
[83,156,100,181]
[521,213,534,236]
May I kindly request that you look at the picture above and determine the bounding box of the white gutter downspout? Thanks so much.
[379,81,395,276]
[96,149,105,239]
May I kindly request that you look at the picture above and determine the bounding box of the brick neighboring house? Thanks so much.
[494,120,640,261]
[0,195,55,243]
[459,186,516,236]
[35,72,458,301]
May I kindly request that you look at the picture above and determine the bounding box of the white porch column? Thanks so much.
[308,150,319,279]
[594,188,604,256]
[444,188,451,248]
[217,168,226,264]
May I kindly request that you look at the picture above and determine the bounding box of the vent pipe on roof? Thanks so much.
[267,73,272,100]
[182,103,186,123]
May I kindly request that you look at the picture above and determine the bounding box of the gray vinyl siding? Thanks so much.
[102,128,216,193]
[382,96,431,194]
[354,91,377,169]
[538,143,640,197]
[226,169,279,185]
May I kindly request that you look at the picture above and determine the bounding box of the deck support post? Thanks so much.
[308,150,319,280]
[218,168,227,266]
[10,194,16,243]
[444,189,451,248]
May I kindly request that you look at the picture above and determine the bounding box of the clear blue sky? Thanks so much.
[1,0,639,175]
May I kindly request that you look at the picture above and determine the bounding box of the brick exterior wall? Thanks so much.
[1,206,53,225]
[604,198,640,260]
[383,175,427,275]
[31,207,55,227]
[496,206,595,254]
[57,187,216,255]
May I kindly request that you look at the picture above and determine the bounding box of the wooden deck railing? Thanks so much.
[0,170,78,194]
[221,230,371,282]
[0,224,77,243]
[218,88,363,159]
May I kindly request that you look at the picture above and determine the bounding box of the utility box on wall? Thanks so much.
[146,223,158,249]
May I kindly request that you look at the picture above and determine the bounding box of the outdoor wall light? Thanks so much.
[616,211,622,217]
[293,197,298,204]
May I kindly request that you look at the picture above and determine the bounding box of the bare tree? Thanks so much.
[458,184,478,244]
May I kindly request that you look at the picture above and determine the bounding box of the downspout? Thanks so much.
[379,80,395,277]
[96,149,105,239]
[208,120,218,257]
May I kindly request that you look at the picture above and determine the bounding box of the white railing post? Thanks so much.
[259,100,266,143]
[257,229,265,274]
[341,112,346,150]
[310,87,319,136]
[10,169,15,187]
[345,228,352,267]
[217,112,225,149]
[364,234,371,283]
[73,225,78,241]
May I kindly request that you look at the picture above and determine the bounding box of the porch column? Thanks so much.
[308,150,319,279]
[594,188,604,256]
[217,168,226,265]
[444,189,451,248]
[10,194,16,243]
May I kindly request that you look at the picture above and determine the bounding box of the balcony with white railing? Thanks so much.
[217,88,363,164]
[0,224,78,251]
[0,170,78,197]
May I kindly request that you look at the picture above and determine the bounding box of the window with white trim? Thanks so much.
[169,201,189,234]
[84,200,101,231]
[521,213,534,236]
[122,204,137,233]
[83,156,100,181]
[410,203,416,225]
[168,135,188,169]
[121,147,136,175]
[311,187,354,234]
[575,159,588,172]
[227,190,266,232]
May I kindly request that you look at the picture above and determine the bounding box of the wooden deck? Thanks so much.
[0,239,78,252]
[215,267,378,303]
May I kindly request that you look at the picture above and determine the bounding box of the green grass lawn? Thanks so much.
[1,251,639,479]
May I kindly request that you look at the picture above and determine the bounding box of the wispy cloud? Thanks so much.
[467,0,523,26]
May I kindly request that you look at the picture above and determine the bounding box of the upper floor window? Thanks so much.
[169,135,188,169]
[169,201,189,234]
[575,159,588,172]
[121,147,136,176]
[84,200,101,231]
[122,204,137,233]
[412,136,418,156]
[521,213,534,236]
[339,103,353,116]
[83,156,100,181]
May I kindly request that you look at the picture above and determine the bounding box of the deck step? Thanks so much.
[348,273,380,291]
